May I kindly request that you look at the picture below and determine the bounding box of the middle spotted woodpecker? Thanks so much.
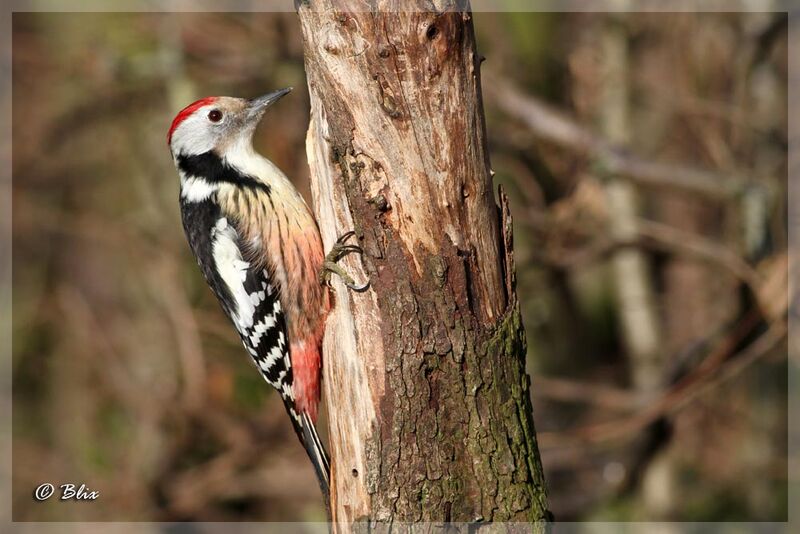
[167,88,367,501]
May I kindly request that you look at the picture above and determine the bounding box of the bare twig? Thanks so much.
[151,257,207,413]
[486,76,755,200]
[636,219,763,293]
[532,375,642,411]
[519,207,763,298]
[538,314,786,448]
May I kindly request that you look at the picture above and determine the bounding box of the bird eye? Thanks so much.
[208,109,223,122]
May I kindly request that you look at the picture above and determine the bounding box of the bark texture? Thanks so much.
[297,1,548,526]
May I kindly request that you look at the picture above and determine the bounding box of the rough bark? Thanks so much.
[297,1,548,527]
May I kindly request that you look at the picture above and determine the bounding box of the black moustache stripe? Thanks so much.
[177,151,271,195]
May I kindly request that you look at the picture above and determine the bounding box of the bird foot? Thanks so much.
[320,231,370,292]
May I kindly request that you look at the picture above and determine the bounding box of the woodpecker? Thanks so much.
[167,88,366,501]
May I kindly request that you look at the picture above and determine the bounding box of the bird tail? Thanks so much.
[290,409,331,507]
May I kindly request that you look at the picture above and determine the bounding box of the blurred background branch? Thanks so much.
[487,76,762,201]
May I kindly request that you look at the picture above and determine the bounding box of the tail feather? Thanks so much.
[300,411,331,500]
[285,407,330,514]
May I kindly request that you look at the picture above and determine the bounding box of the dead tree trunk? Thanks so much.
[297,2,548,526]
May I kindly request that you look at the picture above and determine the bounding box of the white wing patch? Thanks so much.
[211,217,256,330]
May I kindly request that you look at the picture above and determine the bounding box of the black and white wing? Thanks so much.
[181,198,294,409]
[180,198,330,497]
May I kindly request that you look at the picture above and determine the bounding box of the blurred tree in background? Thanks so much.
[11,10,787,522]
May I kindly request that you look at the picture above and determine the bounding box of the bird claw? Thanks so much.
[320,231,370,292]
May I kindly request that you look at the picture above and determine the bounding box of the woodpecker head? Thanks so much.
[167,88,292,158]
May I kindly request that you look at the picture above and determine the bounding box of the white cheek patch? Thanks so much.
[171,110,219,155]
[211,218,256,330]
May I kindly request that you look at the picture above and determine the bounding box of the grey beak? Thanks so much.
[246,87,292,122]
